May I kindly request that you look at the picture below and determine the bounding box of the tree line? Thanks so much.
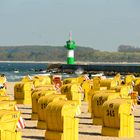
[0,45,140,62]
[118,45,140,52]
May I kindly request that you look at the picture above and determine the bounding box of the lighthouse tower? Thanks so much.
[65,32,76,64]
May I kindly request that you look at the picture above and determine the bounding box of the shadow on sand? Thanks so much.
[79,131,101,136]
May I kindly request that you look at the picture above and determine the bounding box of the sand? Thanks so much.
[6,82,140,140]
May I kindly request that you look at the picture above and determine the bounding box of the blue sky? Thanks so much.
[0,0,140,51]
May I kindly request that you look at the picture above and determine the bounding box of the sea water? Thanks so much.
[0,62,76,82]
[0,62,49,82]
[2,62,135,82]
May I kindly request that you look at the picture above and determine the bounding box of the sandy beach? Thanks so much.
[6,82,140,140]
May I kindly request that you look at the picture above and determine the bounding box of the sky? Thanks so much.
[0,0,140,51]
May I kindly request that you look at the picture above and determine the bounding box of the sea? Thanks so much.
[1,62,140,82]
[0,62,47,82]
[0,62,76,82]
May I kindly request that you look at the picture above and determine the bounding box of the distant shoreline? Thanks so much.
[0,61,64,64]
[1,61,140,65]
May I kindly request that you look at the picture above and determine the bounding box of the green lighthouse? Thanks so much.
[65,32,76,64]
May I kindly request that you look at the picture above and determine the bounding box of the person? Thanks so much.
[0,74,7,89]
[0,83,4,89]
